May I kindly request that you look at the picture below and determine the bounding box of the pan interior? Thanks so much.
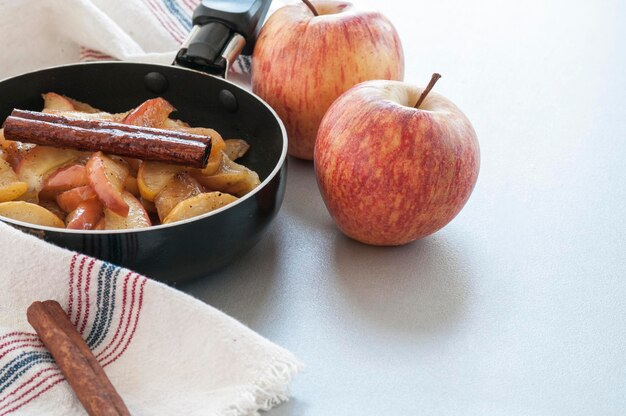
[0,62,285,180]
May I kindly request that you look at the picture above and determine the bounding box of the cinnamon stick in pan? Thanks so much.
[4,110,212,168]
[27,300,130,416]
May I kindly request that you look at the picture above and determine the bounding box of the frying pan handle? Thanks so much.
[174,0,273,78]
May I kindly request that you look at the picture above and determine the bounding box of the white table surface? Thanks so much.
[182,0,626,414]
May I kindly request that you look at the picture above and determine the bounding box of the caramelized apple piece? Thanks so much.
[191,154,260,197]
[124,176,139,197]
[64,96,101,113]
[154,173,203,221]
[86,152,130,216]
[39,199,67,222]
[137,162,185,202]
[4,141,36,169]
[224,139,250,161]
[0,158,27,202]
[103,192,151,230]
[39,164,89,199]
[162,192,237,224]
[162,118,190,129]
[16,146,83,201]
[42,92,75,112]
[0,201,64,228]
[176,127,225,176]
[56,185,98,213]
[122,97,175,128]
[66,199,104,230]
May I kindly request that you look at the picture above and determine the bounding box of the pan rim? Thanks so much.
[0,61,289,235]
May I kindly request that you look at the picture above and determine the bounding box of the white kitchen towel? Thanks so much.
[0,221,302,415]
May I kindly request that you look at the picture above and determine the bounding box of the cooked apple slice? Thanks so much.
[86,152,130,216]
[39,164,89,200]
[191,154,260,197]
[64,96,101,113]
[66,199,104,230]
[154,173,203,221]
[124,176,139,197]
[16,146,83,201]
[39,199,67,222]
[103,191,151,230]
[140,197,157,214]
[162,192,237,224]
[42,92,75,112]
[122,97,175,128]
[163,118,190,129]
[4,141,36,168]
[93,218,105,230]
[136,162,185,202]
[224,139,250,161]
[0,201,64,227]
[176,127,225,176]
[0,158,27,202]
[56,185,98,213]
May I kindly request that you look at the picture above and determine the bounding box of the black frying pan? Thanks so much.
[0,0,287,283]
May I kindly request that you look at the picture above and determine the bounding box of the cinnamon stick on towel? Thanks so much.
[4,109,212,168]
[27,300,130,416]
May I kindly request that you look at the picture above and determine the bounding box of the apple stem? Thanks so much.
[414,73,442,109]
[301,0,320,16]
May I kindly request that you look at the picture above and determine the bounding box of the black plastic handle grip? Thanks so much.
[175,0,272,77]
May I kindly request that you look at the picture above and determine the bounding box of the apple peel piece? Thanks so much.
[0,200,65,228]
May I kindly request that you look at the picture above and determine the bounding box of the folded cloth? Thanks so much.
[0,222,302,415]
[0,0,295,81]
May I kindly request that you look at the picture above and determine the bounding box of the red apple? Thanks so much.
[252,0,404,160]
[314,77,480,245]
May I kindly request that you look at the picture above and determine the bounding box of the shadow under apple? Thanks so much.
[331,231,473,336]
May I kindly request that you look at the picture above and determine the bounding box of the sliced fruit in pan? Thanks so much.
[162,192,237,225]
[223,139,250,161]
[137,162,185,202]
[56,185,98,213]
[86,151,130,217]
[154,173,203,221]
[0,200,64,228]
[0,158,27,202]
[103,191,151,230]
[191,155,260,197]
[66,199,104,230]
[122,97,175,128]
